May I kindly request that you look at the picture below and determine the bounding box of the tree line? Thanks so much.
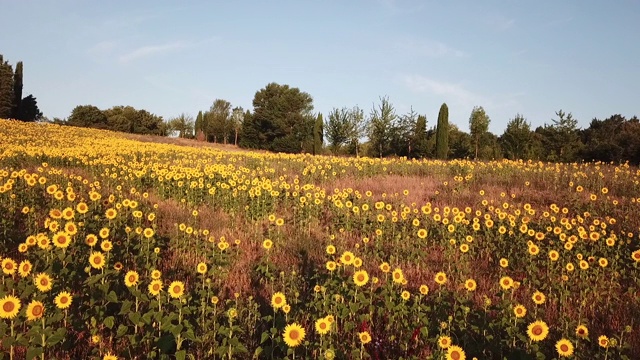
[0,54,43,121]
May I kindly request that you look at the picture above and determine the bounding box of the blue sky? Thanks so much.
[1,0,638,133]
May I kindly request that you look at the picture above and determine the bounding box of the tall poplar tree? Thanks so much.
[11,61,23,119]
[0,55,14,119]
[435,103,449,160]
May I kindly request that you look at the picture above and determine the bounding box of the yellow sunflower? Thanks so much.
[18,260,32,278]
[35,272,53,292]
[499,276,514,290]
[196,262,207,274]
[446,345,466,360]
[435,271,447,285]
[52,231,71,248]
[54,291,73,309]
[124,271,139,287]
[598,335,609,348]
[262,239,273,250]
[25,300,45,321]
[464,279,477,291]
[379,262,391,273]
[513,304,527,318]
[340,251,355,265]
[438,335,452,349]
[0,295,21,319]
[326,261,337,272]
[353,270,369,287]
[419,285,429,295]
[358,331,372,344]
[85,234,98,247]
[401,290,410,301]
[271,292,287,309]
[283,323,306,347]
[555,338,574,357]
[575,324,588,339]
[315,317,331,335]
[532,291,546,305]
[151,269,162,280]
[89,251,106,269]
[103,352,117,360]
[168,281,185,299]
[2,257,17,275]
[392,268,405,283]
[326,245,336,255]
[100,240,113,252]
[499,258,509,268]
[148,280,163,296]
[527,320,549,342]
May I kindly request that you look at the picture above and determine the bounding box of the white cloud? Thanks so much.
[397,38,466,58]
[118,41,189,64]
[402,75,485,108]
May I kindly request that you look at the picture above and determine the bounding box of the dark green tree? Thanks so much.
[367,96,396,158]
[469,106,490,159]
[537,110,583,162]
[435,103,449,160]
[412,115,428,158]
[0,55,14,119]
[390,107,418,157]
[205,99,232,143]
[17,95,42,122]
[501,114,534,160]
[194,111,204,138]
[239,110,259,148]
[67,105,108,129]
[448,124,473,159]
[242,82,314,153]
[313,113,323,155]
[11,61,23,119]
[346,106,367,157]
[168,113,194,138]
[326,107,351,153]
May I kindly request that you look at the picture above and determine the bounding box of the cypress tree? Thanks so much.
[12,61,23,119]
[0,55,14,119]
[435,103,449,160]
[413,115,428,158]
[313,113,323,155]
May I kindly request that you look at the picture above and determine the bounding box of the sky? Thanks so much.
[1,0,638,133]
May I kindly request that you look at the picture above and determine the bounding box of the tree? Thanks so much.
[326,107,351,153]
[242,82,314,153]
[368,96,396,158]
[168,113,194,138]
[469,106,490,159]
[346,106,367,157]
[412,115,428,158]
[231,107,244,146]
[67,105,108,129]
[239,110,259,148]
[538,110,582,162]
[11,61,23,119]
[204,99,232,143]
[17,95,42,122]
[435,103,449,160]
[0,55,14,119]
[194,111,204,138]
[313,113,323,155]
[390,107,418,157]
[501,114,534,160]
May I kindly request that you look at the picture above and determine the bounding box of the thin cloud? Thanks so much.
[403,75,485,108]
[118,41,188,64]
[397,38,467,58]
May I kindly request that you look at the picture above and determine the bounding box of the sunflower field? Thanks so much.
[0,119,639,360]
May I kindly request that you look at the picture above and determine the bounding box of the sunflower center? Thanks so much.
[275,297,282,304]
[41,279,48,286]
[94,257,102,264]
[3,302,15,312]
[451,351,461,360]
[320,322,327,329]
[357,275,365,281]
[290,330,300,340]
[173,286,181,293]
[533,326,542,335]
[60,296,68,304]
[129,275,136,283]
[153,284,160,291]
[560,344,569,352]
[32,305,43,316]
[5,263,14,270]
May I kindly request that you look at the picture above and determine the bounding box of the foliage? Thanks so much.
[168,113,194,138]
[313,113,323,155]
[501,114,535,160]
[412,115,428,159]
[0,55,15,119]
[435,103,449,160]
[469,106,490,160]
[367,96,397,158]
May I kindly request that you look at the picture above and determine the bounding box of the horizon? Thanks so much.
[1,0,638,133]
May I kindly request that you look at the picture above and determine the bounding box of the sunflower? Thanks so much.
[579,260,589,270]
[598,335,609,348]
[124,271,139,287]
[151,269,162,280]
[353,257,363,268]
[25,300,45,321]
[499,276,514,290]
[353,270,369,287]
[168,281,185,299]
[315,317,331,335]
[196,262,207,274]
[446,345,466,360]
[105,208,117,220]
[35,272,53,292]
[326,261,337,271]
[85,234,98,247]
[100,240,113,252]
[64,222,78,235]
[419,285,429,295]
[359,331,372,344]
[326,245,336,254]
[54,291,73,309]
[76,202,88,214]
[18,243,28,253]
[148,280,163,296]
[99,228,110,239]
[417,228,428,239]
[103,352,117,360]
[18,260,32,278]
[324,349,335,360]
[271,292,287,309]
[532,291,546,305]
[435,272,447,285]
[464,279,477,291]
[548,250,559,261]
[143,228,154,239]
[391,268,405,284]
[513,304,527,318]
[340,251,355,265]
[632,249,640,262]
[379,262,391,273]
[2,257,17,275]
[401,290,410,300]
[438,335,452,349]
[89,252,106,269]
[282,304,291,314]
[575,324,588,339]
[527,320,549,342]
[52,231,71,248]
[0,295,21,319]
[262,239,273,250]
[283,323,306,347]
[555,338,574,357]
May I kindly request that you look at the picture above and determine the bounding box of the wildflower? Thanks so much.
[54,291,73,309]
[283,323,306,347]
[527,320,549,342]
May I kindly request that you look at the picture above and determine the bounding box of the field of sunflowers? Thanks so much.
[1,119,639,360]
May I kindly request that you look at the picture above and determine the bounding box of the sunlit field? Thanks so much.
[1,119,639,360]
